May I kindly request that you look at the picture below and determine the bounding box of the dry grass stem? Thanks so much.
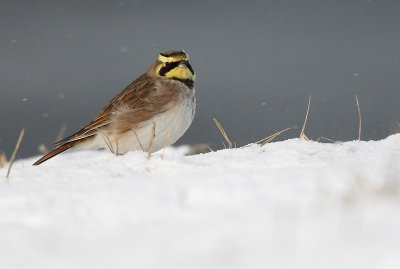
[316,137,343,144]
[147,122,156,160]
[207,146,215,152]
[259,128,291,146]
[213,118,233,149]
[0,153,7,168]
[246,127,291,147]
[101,132,115,154]
[133,129,144,152]
[222,142,227,149]
[161,126,172,160]
[316,137,335,143]
[300,95,311,140]
[355,95,362,141]
[6,128,25,179]
[55,124,67,143]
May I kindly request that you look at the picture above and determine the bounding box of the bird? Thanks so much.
[33,49,196,165]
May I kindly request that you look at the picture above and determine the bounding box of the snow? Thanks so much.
[1,134,400,269]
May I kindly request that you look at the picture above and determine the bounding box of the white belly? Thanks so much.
[115,95,195,153]
[77,94,195,154]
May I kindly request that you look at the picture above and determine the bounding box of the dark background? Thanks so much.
[1,0,400,159]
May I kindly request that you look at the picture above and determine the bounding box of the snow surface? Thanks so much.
[1,135,400,269]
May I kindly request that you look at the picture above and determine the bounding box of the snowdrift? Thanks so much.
[1,134,400,269]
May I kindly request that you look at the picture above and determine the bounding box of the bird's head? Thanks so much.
[149,50,195,89]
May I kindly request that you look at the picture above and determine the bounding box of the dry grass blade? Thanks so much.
[133,129,144,152]
[222,142,227,149]
[316,136,335,143]
[300,95,311,140]
[161,126,172,160]
[55,124,67,143]
[100,132,115,154]
[355,95,362,141]
[259,128,291,146]
[147,122,156,160]
[248,127,291,147]
[213,118,233,149]
[0,153,7,168]
[6,128,25,179]
[316,137,343,145]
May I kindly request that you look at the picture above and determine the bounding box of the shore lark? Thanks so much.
[33,50,196,165]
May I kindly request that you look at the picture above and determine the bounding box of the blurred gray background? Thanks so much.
[1,0,400,159]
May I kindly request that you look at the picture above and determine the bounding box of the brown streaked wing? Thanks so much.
[109,75,182,135]
[54,73,180,146]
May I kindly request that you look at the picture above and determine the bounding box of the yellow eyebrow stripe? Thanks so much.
[158,54,188,63]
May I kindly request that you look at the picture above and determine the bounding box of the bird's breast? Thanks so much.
[112,86,195,154]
